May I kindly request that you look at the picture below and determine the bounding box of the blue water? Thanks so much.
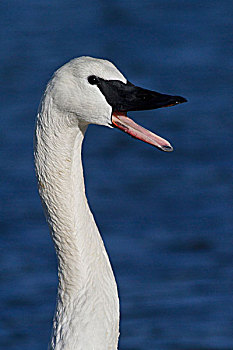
[0,1,233,349]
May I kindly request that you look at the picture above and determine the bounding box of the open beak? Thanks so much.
[112,111,174,152]
[96,78,187,152]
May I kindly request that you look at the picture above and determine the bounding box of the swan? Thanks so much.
[34,56,186,350]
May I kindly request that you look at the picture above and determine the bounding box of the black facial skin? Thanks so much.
[88,75,187,112]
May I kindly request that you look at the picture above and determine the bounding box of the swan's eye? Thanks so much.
[88,75,98,85]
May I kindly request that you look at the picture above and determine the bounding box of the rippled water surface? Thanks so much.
[0,1,233,349]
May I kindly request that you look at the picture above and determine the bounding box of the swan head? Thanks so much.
[48,56,187,151]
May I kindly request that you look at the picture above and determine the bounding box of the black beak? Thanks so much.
[88,75,187,152]
[95,78,187,112]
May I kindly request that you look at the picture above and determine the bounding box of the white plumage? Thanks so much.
[34,57,124,350]
[34,56,186,350]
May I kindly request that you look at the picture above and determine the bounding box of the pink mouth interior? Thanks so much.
[112,112,173,152]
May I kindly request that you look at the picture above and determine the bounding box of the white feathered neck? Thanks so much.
[34,57,125,350]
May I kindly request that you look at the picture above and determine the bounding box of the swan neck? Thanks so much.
[34,105,119,350]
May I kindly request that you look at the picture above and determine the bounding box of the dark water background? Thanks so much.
[0,1,233,349]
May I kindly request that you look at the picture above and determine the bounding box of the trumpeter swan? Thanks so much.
[34,56,186,350]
